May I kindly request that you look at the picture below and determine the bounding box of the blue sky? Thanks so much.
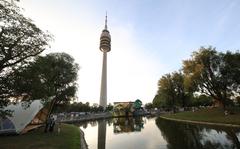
[18,0,240,104]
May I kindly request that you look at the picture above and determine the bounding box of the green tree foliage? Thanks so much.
[55,102,91,113]
[183,47,240,108]
[190,94,213,107]
[144,103,153,110]
[91,103,104,113]
[153,72,191,109]
[106,103,114,112]
[153,94,165,108]
[0,0,52,72]
[153,46,239,110]
[172,71,190,107]
[157,73,176,108]
[0,0,52,116]
[11,53,79,114]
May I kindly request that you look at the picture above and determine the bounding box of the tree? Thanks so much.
[172,71,191,107]
[183,47,240,109]
[154,71,191,111]
[222,51,240,95]
[11,53,79,115]
[190,94,213,107]
[106,103,113,112]
[0,0,52,116]
[153,94,166,108]
[0,1,52,72]
[91,103,102,113]
[144,103,153,110]
[157,73,177,110]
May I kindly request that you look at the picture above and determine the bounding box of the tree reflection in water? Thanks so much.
[113,117,144,134]
[155,117,240,149]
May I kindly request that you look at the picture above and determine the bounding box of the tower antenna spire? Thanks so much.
[105,12,108,30]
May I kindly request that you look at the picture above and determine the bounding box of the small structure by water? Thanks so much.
[113,99,144,117]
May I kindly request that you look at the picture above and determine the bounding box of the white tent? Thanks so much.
[0,100,48,134]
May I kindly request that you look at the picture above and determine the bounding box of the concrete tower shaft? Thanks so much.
[100,52,107,107]
[99,14,111,108]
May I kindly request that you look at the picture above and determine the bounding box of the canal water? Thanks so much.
[76,117,240,149]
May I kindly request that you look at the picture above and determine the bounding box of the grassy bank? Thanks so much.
[161,108,240,125]
[0,124,80,149]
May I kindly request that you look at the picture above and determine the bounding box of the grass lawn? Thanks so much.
[0,124,80,149]
[162,107,240,125]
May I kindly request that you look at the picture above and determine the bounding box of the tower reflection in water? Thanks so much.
[97,120,107,149]
[97,117,145,149]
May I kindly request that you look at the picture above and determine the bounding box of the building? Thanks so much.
[113,99,143,117]
[99,14,111,108]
